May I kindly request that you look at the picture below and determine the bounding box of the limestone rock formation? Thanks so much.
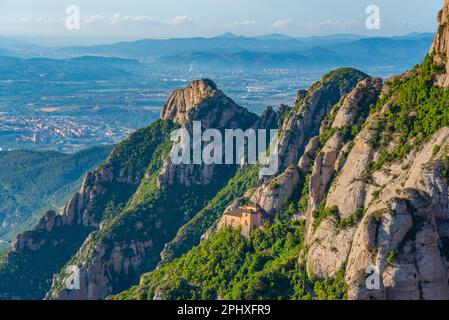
[432,0,449,87]
[303,85,449,299]
[11,164,133,254]
[161,79,257,128]
[303,77,382,239]
[277,69,369,173]
[161,79,217,125]
[250,165,300,215]
[157,79,258,187]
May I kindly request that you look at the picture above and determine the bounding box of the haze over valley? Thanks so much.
[0,32,435,152]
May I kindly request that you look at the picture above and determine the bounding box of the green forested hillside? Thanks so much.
[112,220,347,300]
[0,146,111,244]
[0,121,175,299]
[160,164,260,264]
[367,54,449,171]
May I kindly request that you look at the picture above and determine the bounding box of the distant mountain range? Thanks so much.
[0,33,435,73]
[0,37,48,58]
[57,33,432,57]
[0,55,144,81]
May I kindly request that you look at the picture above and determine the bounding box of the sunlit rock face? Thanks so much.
[432,0,449,87]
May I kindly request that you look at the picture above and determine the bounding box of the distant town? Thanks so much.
[0,69,321,153]
[0,113,131,153]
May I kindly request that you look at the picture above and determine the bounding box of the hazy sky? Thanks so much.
[0,0,444,45]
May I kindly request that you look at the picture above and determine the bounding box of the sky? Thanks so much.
[0,0,444,45]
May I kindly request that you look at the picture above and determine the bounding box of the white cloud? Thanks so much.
[108,13,190,25]
[164,15,190,25]
[233,20,257,26]
[12,13,191,27]
[110,13,122,24]
[121,16,158,23]
[82,15,105,26]
[16,17,61,24]
[272,19,291,28]
[301,19,359,28]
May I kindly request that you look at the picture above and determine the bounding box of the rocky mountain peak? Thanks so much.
[161,79,221,124]
[432,0,449,60]
[157,79,259,187]
[431,0,449,86]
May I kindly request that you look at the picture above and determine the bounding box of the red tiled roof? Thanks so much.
[223,206,262,218]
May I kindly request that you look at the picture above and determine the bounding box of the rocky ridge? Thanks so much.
[432,0,449,87]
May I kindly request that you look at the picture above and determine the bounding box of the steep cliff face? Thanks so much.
[249,76,381,222]
[161,79,257,128]
[243,76,383,281]
[432,0,449,87]
[244,69,370,223]
[161,79,217,125]
[299,5,449,299]
[158,79,258,187]
[158,104,284,265]
[296,48,448,301]
[341,128,449,300]
[277,68,369,173]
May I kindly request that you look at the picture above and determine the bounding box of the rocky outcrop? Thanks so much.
[248,76,382,248]
[331,78,383,129]
[307,133,343,214]
[11,167,120,253]
[306,124,449,300]
[161,79,257,128]
[254,106,282,130]
[157,105,286,265]
[277,68,369,173]
[297,16,448,289]
[298,136,320,174]
[45,232,155,300]
[249,77,381,220]
[0,166,132,299]
[432,0,449,87]
[157,79,259,187]
[161,79,217,125]
[250,165,300,215]
[304,78,382,242]
[0,119,174,300]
